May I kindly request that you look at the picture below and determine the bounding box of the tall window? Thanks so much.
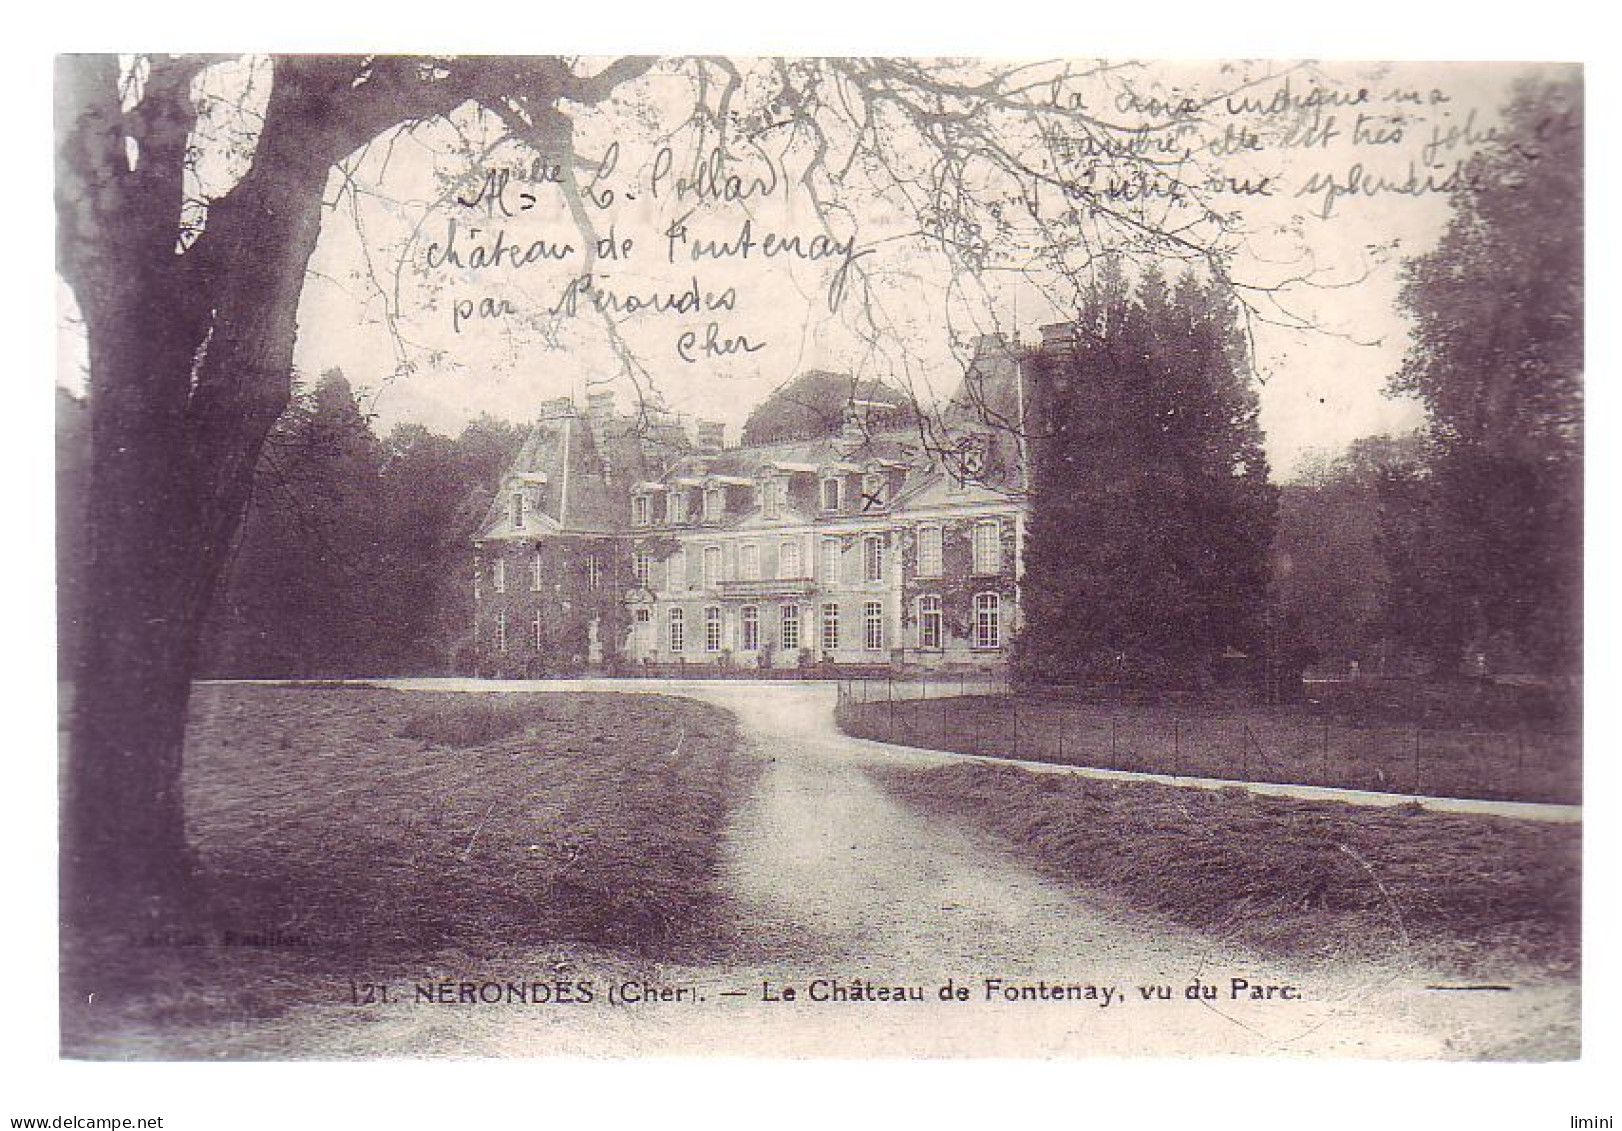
[704,486,724,521]
[705,606,723,652]
[863,535,885,583]
[493,557,506,593]
[780,604,801,651]
[703,545,723,589]
[584,554,602,590]
[495,609,508,653]
[762,478,782,519]
[666,490,685,524]
[473,559,482,601]
[972,519,1002,575]
[633,550,652,589]
[974,592,1001,649]
[632,495,651,527]
[741,605,759,651]
[918,594,943,650]
[740,543,760,581]
[511,491,526,529]
[820,476,843,512]
[669,606,685,652]
[860,472,888,511]
[864,600,884,650]
[822,538,842,585]
[917,525,943,578]
[821,602,840,651]
[533,610,543,650]
[668,548,687,592]
[531,549,544,591]
[779,538,802,579]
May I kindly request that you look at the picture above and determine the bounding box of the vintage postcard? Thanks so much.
[53,55,1582,1068]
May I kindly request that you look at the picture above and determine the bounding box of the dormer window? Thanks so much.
[632,495,651,527]
[820,476,843,513]
[511,490,526,528]
[704,486,725,522]
[762,478,783,520]
[859,472,888,512]
[666,490,686,524]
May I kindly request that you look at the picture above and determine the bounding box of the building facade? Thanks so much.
[471,334,1033,676]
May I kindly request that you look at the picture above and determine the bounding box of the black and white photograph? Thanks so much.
[29,37,1605,1123]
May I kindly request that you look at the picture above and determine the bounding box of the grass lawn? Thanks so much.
[875,760,1580,979]
[61,685,755,1057]
[841,695,1579,804]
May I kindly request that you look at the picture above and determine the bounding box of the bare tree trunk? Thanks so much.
[57,56,337,930]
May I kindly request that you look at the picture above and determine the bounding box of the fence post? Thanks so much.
[1321,717,1330,784]
[1241,722,1249,781]
[1012,699,1020,759]
[1412,727,1421,796]
[1515,729,1526,799]
[1172,717,1180,777]
[1110,716,1117,765]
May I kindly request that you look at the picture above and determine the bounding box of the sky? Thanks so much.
[56,58,1551,480]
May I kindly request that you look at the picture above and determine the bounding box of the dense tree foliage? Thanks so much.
[199,375,523,677]
[1016,270,1277,686]
[1384,73,1582,674]
[1273,434,1423,674]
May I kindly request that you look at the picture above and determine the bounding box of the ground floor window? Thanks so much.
[495,609,508,653]
[864,600,884,651]
[741,605,759,651]
[821,602,840,652]
[669,606,685,652]
[780,603,801,651]
[533,610,543,650]
[973,592,1001,649]
[918,594,943,650]
[705,605,723,652]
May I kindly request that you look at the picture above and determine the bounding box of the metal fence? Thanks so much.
[835,679,1580,806]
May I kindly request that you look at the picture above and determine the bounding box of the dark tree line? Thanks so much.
[1273,73,1581,684]
[58,372,524,681]
[1015,267,1278,687]
[1380,73,1582,678]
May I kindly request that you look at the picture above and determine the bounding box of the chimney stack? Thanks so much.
[537,395,577,420]
[1039,323,1078,348]
[696,419,725,454]
[972,333,1012,360]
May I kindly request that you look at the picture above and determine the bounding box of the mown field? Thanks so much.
[61,685,755,1057]
[841,694,1579,804]
[876,761,1581,978]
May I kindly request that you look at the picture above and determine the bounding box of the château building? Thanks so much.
[470,332,1041,676]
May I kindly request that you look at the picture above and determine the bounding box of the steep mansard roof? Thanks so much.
[476,337,1033,542]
